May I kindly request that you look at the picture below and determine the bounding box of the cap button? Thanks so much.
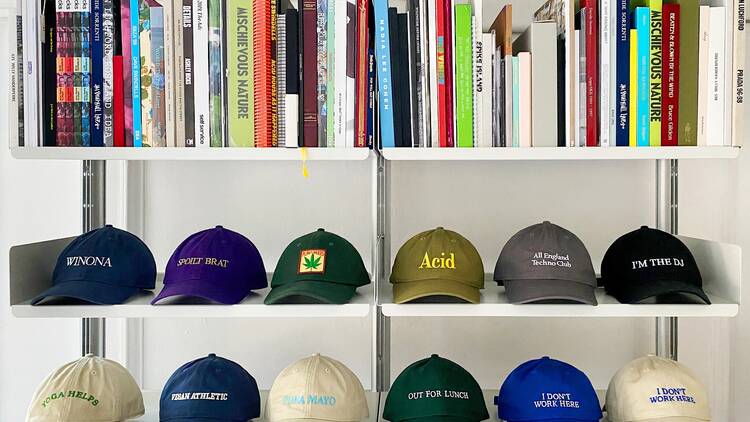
[436,227,444,230]
[542,221,551,225]
[208,353,216,358]
[317,228,325,232]
[640,225,649,230]
[104,224,113,228]
[541,356,550,360]
[431,354,439,358]
[215,225,223,229]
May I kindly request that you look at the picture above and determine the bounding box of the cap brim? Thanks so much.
[625,418,710,422]
[264,280,357,304]
[162,418,259,422]
[503,279,598,305]
[610,279,711,304]
[151,279,249,305]
[385,416,486,422]
[31,280,139,305]
[393,279,481,304]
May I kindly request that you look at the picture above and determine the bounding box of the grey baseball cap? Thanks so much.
[494,221,598,305]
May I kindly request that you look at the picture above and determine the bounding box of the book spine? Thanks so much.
[160,0,174,146]
[387,10,401,146]
[397,13,412,147]
[648,0,662,146]
[113,54,125,145]
[120,0,133,145]
[56,6,69,146]
[302,0,318,146]
[471,16,479,147]
[14,0,22,147]
[428,0,439,147]
[102,0,114,146]
[80,0,92,146]
[584,0,598,146]
[615,0,629,146]
[706,7,725,146]
[139,2,152,146]
[373,0,395,147]
[24,0,38,146]
[208,0,223,146]
[732,0,745,146]
[629,28,637,147]
[43,0,57,146]
[454,4,472,147]
[173,0,185,146]
[480,33,493,147]
[354,0,368,147]
[193,0,209,146]
[367,47,375,147]
[578,13,586,147]
[406,7,419,147]
[511,55,519,147]
[252,0,273,146]
[278,12,286,147]
[443,0,454,147]
[130,0,141,145]
[317,0,328,146]
[333,0,347,147]
[285,9,299,147]
[415,0,430,147]
[600,0,611,147]
[435,0,447,146]
[661,4,679,146]
[519,52,531,147]
[226,0,253,146]
[635,7,650,146]
[345,0,356,147]
[574,28,581,147]
[697,6,709,146]
[270,0,277,147]
[151,6,167,146]
[181,0,195,146]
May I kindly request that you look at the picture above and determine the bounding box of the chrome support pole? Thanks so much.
[82,160,106,356]
[655,159,678,360]
[374,152,390,391]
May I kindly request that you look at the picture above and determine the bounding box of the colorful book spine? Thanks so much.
[102,0,115,146]
[113,54,125,146]
[269,0,277,147]
[302,0,318,146]
[353,0,369,147]
[78,0,92,146]
[615,0,630,146]
[373,0,395,147]
[278,12,286,146]
[635,7,650,146]
[151,4,167,146]
[208,0,223,146]
[139,0,153,146]
[435,0,447,147]
[285,8,299,147]
[317,0,329,146]
[454,3,472,147]
[629,28,638,146]
[155,0,174,146]
[648,0,662,146]
[511,55,519,147]
[172,0,185,146]
[193,0,209,147]
[443,0,454,147]
[584,0,598,146]
[671,0,699,146]
[55,3,70,145]
[90,0,103,146]
[121,0,133,145]
[43,0,57,146]
[182,0,195,146]
[661,4,679,146]
[345,0,356,147]
[252,0,275,146]
[226,0,253,146]
[130,0,142,145]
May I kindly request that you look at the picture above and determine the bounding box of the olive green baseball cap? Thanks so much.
[383,354,489,421]
[390,227,485,303]
[265,228,370,304]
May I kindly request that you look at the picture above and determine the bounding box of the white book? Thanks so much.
[706,7,725,146]
[334,0,347,147]
[415,0,431,147]
[697,6,709,146]
[504,54,513,146]
[574,29,581,148]
[102,0,115,146]
[10,6,20,147]
[732,0,745,147]
[599,0,611,147]
[193,0,210,147]
[25,0,40,146]
[345,0,356,147]
[578,18,587,147]
[427,0,439,147]
[479,33,493,147]
[154,0,175,146]
[609,0,617,146]
[518,52,531,147]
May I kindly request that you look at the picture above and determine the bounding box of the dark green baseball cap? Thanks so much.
[390,227,485,303]
[383,354,489,422]
[265,228,370,304]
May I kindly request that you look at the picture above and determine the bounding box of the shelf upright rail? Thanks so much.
[81,160,107,356]
[655,159,679,360]
[374,151,391,392]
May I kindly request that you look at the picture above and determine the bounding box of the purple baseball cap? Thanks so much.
[151,226,267,304]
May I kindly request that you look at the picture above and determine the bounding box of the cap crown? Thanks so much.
[494,222,596,287]
[497,357,602,422]
[383,355,489,421]
[165,226,267,290]
[26,354,144,422]
[606,356,710,421]
[159,354,261,421]
[53,225,156,290]
[271,229,370,289]
[266,354,369,421]
[390,228,484,288]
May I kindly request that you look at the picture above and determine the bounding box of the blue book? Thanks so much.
[512,56,519,147]
[373,0,395,148]
[130,0,142,146]
[91,0,104,146]
[634,7,650,146]
[615,0,630,146]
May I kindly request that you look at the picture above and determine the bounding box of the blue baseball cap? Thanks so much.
[31,225,156,305]
[160,353,261,421]
[151,226,267,305]
[495,357,602,422]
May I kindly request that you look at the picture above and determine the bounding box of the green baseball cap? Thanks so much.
[265,228,370,304]
[390,227,485,303]
[383,354,489,422]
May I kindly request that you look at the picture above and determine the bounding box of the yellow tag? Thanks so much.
[300,147,309,178]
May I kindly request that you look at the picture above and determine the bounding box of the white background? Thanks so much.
[0,0,749,420]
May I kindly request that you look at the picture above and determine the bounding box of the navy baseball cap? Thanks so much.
[152,226,267,305]
[495,357,602,422]
[160,353,261,421]
[31,225,156,305]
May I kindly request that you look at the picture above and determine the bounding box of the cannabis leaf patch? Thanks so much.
[298,249,327,274]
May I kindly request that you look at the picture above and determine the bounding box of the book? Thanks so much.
[413,0,431,147]
[629,28,638,146]
[435,0,447,146]
[615,0,630,146]
[471,16,478,147]
[225,0,253,147]
[182,0,196,146]
[372,0,395,147]
[345,0,356,147]
[326,0,337,147]
[578,10,586,147]
[207,0,223,146]
[665,0,698,146]
[367,47,376,148]
[454,3,473,147]
[354,0,369,147]
[269,0,277,148]
[150,4,167,146]
[490,4,512,147]
[285,8,300,147]
[138,0,153,146]
[479,33,493,147]
[634,0,662,146]
[634,7,650,146]
[77,0,93,146]
[511,55,519,147]
[697,6,708,146]
[513,21,558,147]
[428,0,439,147]
[193,0,209,147]
[406,2,421,147]
[317,0,329,146]
[252,0,276,147]
[130,0,142,145]
[14,0,23,147]
[599,0,611,147]
[91,0,104,146]
[277,11,286,147]
[518,52,531,147]
[113,54,125,145]
[302,0,318,146]
[333,0,347,147]
[443,0,454,147]
[397,13,412,147]
[153,0,173,146]
[387,9,402,146]
[731,0,746,146]
[172,0,185,146]
[102,0,115,146]
[574,28,582,147]
[661,4,679,146]
[706,7,725,146]
[583,0,598,146]
[43,0,57,146]
[121,0,134,145]
[608,0,617,146]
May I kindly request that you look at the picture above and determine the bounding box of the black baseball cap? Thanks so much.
[601,226,710,304]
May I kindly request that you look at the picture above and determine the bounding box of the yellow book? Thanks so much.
[629,29,638,147]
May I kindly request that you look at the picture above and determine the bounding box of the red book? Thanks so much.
[436,0,447,147]
[113,55,125,147]
[301,0,318,147]
[443,0,454,147]
[662,4,680,146]
[585,0,598,146]
[354,0,369,147]
[253,0,275,147]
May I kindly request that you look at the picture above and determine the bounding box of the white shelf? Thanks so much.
[9,146,371,161]
[381,146,740,161]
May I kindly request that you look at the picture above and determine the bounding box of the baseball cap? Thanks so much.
[31,225,156,305]
[605,356,711,422]
[152,226,267,305]
[26,354,144,422]
[265,229,370,304]
[495,356,602,422]
[390,227,485,303]
[383,354,489,422]
[494,221,598,305]
[601,226,710,304]
[159,353,261,421]
[266,353,369,421]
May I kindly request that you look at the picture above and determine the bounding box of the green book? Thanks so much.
[208,0,224,146]
[226,0,254,146]
[455,3,473,147]
[665,0,699,145]
[633,0,662,146]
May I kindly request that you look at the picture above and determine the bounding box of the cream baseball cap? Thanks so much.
[266,353,369,421]
[26,354,144,422]
[605,356,711,422]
